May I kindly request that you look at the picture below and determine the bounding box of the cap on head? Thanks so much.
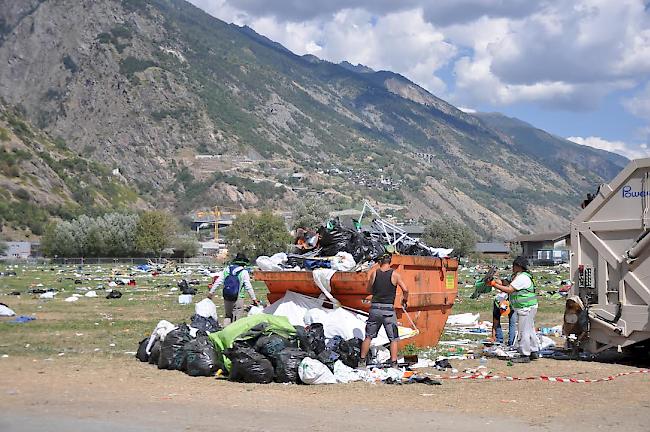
[232,253,249,265]
[512,255,529,271]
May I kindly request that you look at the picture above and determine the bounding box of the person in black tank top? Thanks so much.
[359,254,409,368]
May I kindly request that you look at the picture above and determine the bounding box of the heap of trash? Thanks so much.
[257,204,452,274]
[136,293,438,385]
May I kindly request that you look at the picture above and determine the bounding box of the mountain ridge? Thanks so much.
[0,0,627,240]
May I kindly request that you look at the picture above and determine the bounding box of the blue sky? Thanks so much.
[189,0,650,159]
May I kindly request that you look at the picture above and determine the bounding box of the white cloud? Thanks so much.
[624,82,650,120]
[188,0,650,111]
[567,136,647,159]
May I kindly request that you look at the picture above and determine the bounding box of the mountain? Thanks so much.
[0,0,627,240]
[473,112,628,181]
[0,101,143,239]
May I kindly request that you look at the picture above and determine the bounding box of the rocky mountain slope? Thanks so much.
[0,101,143,238]
[0,0,627,239]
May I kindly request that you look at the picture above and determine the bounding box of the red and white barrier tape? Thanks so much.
[435,369,650,383]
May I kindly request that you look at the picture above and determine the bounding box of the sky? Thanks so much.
[188,0,650,159]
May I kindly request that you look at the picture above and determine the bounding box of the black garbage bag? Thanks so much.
[317,349,340,372]
[148,339,161,365]
[306,323,326,355]
[254,334,288,358]
[293,326,314,356]
[106,290,122,299]
[337,338,362,368]
[318,219,355,257]
[184,334,218,377]
[326,335,344,352]
[158,324,191,370]
[136,337,150,362]
[273,348,309,383]
[351,234,385,263]
[178,280,196,295]
[227,345,274,384]
[190,314,221,333]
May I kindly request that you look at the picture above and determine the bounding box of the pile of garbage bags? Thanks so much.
[208,314,363,384]
[256,217,452,274]
[135,307,367,384]
[135,299,222,377]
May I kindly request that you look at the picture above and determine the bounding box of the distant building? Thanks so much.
[475,242,510,259]
[511,231,570,264]
[0,241,34,259]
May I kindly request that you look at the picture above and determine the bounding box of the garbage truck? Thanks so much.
[569,158,650,353]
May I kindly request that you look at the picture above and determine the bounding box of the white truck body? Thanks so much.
[570,158,650,352]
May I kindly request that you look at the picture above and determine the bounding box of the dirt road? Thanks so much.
[2,355,650,432]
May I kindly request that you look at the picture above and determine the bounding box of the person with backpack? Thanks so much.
[490,256,540,362]
[207,253,259,324]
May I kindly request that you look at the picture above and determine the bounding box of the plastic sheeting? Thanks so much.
[259,291,391,346]
[446,313,480,327]
[312,269,338,305]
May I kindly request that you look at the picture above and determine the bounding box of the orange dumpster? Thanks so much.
[254,255,458,348]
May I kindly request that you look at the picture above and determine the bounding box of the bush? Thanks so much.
[227,211,291,260]
[422,219,477,258]
[14,188,30,201]
[292,196,331,230]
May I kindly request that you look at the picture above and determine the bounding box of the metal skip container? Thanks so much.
[255,255,458,348]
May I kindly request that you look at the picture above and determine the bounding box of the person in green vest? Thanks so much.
[490,256,540,362]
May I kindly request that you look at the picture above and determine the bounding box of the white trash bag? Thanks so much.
[195,298,218,320]
[298,358,337,385]
[333,360,363,383]
[330,252,356,271]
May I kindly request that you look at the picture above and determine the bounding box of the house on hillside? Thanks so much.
[511,232,570,264]
[475,242,510,259]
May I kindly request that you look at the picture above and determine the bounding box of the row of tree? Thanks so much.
[36,201,480,259]
[41,211,199,258]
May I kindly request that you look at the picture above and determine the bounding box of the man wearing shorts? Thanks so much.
[359,253,409,368]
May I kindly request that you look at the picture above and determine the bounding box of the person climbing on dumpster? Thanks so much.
[207,253,259,325]
[490,256,540,362]
[359,253,409,368]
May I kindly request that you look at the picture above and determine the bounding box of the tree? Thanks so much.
[172,234,201,258]
[292,196,331,230]
[135,211,177,257]
[422,219,477,257]
[41,212,140,257]
[227,211,291,259]
[0,238,7,255]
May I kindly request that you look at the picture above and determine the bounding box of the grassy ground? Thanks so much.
[0,262,569,359]
[0,263,269,358]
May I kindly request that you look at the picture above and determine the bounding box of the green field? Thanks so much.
[0,263,568,359]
